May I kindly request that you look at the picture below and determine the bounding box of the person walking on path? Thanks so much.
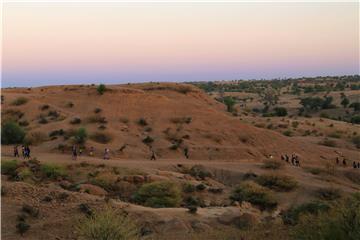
[14,145,19,157]
[72,145,77,161]
[103,148,110,160]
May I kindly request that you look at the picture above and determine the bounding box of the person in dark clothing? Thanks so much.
[358,162,360,169]
[21,145,25,158]
[342,158,347,167]
[291,154,296,165]
[184,148,189,159]
[353,161,357,169]
[285,155,289,163]
[14,145,19,157]
[72,145,77,160]
[24,146,31,158]
[150,150,156,161]
[336,157,340,165]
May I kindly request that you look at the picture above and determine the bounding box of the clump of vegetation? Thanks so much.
[170,117,192,124]
[315,187,342,201]
[352,136,360,148]
[40,163,67,180]
[230,182,277,210]
[189,165,212,180]
[282,201,330,225]
[320,138,337,147]
[182,183,196,193]
[38,115,48,124]
[304,167,323,175]
[11,97,28,106]
[66,102,74,108]
[273,107,288,116]
[24,131,47,145]
[94,108,102,114]
[255,174,298,192]
[262,160,283,170]
[283,130,293,137]
[292,193,360,240]
[48,110,60,119]
[40,104,49,111]
[49,129,65,137]
[1,160,19,176]
[18,120,29,127]
[87,115,107,124]
[74,128,88,144]
[196,183,206,191]
[97,84,107,95]
[119,117,129,124]
[90,132,112,144]
[16,221,30,236]
[1,121,26,144]
[223,96,236,113]
[77,206,139,240]
[351,115,360,124]
[70,117,82,124]
[137,118,148,126]
[133,181,181,208]
[142,136,154,144]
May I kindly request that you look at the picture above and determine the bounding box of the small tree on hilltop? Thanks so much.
[259,88,279,112]
[97,84,106,95]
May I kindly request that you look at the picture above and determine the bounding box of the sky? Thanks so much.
[2,2,359,87]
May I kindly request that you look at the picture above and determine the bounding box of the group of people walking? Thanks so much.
[336,157,360,169]
[71,145,110,161]
[281,153,301,167]
[13,145,31,159]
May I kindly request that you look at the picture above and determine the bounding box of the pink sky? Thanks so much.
[2,2,359,87]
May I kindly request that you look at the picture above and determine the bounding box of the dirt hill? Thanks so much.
[2,82,358,163]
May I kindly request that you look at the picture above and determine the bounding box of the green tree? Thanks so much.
[1,121,26,144]
[349,102,360,111]
[74,127,88,144]
[223,96,236,112]
[341,97,350,108]
[97,84,106,95]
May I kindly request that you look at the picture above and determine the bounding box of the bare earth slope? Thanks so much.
[2,83,358,163]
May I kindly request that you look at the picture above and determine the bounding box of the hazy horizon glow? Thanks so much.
[2,2,359,87]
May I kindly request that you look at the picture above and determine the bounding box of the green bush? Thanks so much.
[1,121,26,144]
[255,174,298,192]
[74,128,88,144]
[230,182,277,210]
[142,136,154,144]
[350,115,360,124]
[11,97,28,106]
[320,138,337,147]
[262,160,283,170]
[223,96,236,112]
[90,132,112,144]
[292,193,360,240]
[183,183,196,193]
[283,130,293,137]
[283,201,330,225]
[352,136,360,148]
[1,160,19,175]
[315,187,342,201]
[77,207,139,240]
[70,117,81,124]
[97,84,106,95]
[189,165,212,180]
[40,164,67,179]
[137,118,148,126]
[133,181,181,208]
[273,107,288,116]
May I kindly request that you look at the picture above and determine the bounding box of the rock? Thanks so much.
[79,184,107,196]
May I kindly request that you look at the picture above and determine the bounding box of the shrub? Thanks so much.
[11,97,28,106]
[48,110,60,119]
[137,118,148,126]
[1,160,19,175]
[97,84,106,95]
[40,164,67,179]
[133,181,181,208]
[196,184,206,191]
[273,107,288,116]
[90,132,112,144]
[1,121,26,144]
[74,128,88,144]
[18,120,29,127]
[94,108,102,114]
[350,115,360,124]
[87,115,107,124]
[142,136,154,144]
[256,174,298,192]
[66,102,74,108]
[292,193,360,240]
[184,196,203,207]
[171,117,192,124]
[119,117,129,124]
[49,129,65,137]
[16,221,30,235]
[38,116,48,124]
[305,167,322,175]
[230,182,277,210]
[283,130,293,137]
[182,183,196,193]
[262,160,283,170]
[189,165,212,180]
[40,104,49,110]
[327,132,341,139]
[70,117,81,124]
[352,136,360,148]
[24,131,47,145]
[77,207,139,240]
[320,138,336,147]
[223,96,236,112]
[315,187,342,201]
[282,201,330,225]
[187,206,198,214]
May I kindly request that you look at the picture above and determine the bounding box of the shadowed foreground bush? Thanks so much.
[230,182,277,211]
[292,193,360,240]
[133,181,181,208]
[77,207,139,240]
[40,164,67,179]
[256,174,298,192]
[1,160,19,176]
[1,121,26,144]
